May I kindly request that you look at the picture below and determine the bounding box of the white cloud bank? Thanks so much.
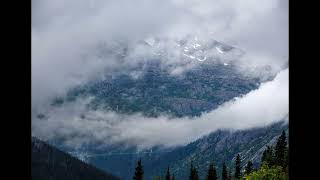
[32,68,288,149]
[32,0,288,149]
[32,0,288,109]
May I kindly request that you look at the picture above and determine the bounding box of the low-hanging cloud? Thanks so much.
[32,0,288,150]
[32,0,288,109]
[32,68,288,149]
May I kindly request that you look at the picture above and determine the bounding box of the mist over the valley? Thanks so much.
[32,0,288,149]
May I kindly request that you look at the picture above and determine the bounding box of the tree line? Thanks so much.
[132,130,288,180]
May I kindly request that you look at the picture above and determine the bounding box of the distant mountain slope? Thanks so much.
[33,36,283,179]
[43,37,267,118]
[87,121,287,180]
[152,121,288,179]
[50,63,260,118]
[32,137,120,180]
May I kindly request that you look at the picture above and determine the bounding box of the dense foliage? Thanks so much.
[244,161,253,175]
[244,163,287,180]
[245,130,288,179]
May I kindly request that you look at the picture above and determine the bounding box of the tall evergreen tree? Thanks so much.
[245,160,253,175]
[227,168,232,180]
[206,161,217,180]
[221,162,228,180]
[189,162,199,180]
[133,159,144,180]
[193,166,199,180]
[189,162,194,180]
[274,130,287,167]
[165,167,171,180]
[261,149,267,163]
[285,145,289,168]
[261,145,274,166]
[192,166,199,180]
[234,154,241,179]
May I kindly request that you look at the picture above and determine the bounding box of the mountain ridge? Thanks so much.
[85,121,288,179]
[32,137,120,180]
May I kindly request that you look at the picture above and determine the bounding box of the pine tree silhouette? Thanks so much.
[245,160,253,175]
[234,154,241,179]
[227,168,232,180]
[189,162,199,180]
[189,162,194,180]
[133,159,144,180]
[206,161,217,180]
[165,167,171,180]
[261,145,274,166]
[193,167,199,180]
[275,130,287,167]
[221,162,228,180]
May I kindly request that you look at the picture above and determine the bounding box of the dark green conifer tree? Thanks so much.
[133,159,144,180]
[221,162,228,180]
[165,167,171,180]
[234,154,241,179]
[193,167,199,180]
[261,145,274,166]
[285,145,289,169]
[189,162,199,180]
[261,149,267,163]
[227,168,232,180]
[189,162,194,180]
[245,160,253,175]
[206,161,217,180]
[274,130,287,167]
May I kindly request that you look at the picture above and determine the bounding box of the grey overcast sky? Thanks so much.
[32,0,288,148]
